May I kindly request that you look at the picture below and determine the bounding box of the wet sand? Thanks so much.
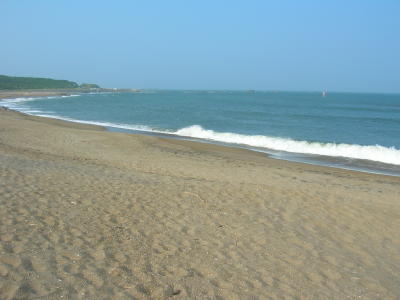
[0,107,399,299]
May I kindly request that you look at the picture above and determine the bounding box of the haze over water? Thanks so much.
[2,90,400,175]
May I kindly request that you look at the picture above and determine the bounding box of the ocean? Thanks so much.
[2,90,400,176]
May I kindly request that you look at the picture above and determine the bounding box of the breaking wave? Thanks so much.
[174,125,400,165]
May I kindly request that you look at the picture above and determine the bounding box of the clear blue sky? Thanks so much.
[1,0,399,93]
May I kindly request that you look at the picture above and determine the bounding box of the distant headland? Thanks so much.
[0,75,140,99]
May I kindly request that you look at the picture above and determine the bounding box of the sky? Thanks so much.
[1,0,399,93]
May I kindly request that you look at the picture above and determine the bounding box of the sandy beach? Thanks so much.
[0,89,140,100]
[0,106,399,299]
[0,89,83,100]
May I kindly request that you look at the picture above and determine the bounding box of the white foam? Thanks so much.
[0,94,81,114]
[0,94,80,104]
[174,125,400,165]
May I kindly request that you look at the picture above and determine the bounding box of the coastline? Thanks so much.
[2,90,400,177]
[0,106,399,299]
[0,88,140,100]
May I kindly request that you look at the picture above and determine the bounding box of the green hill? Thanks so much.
[80,83,100,89]
[0,75,79,90]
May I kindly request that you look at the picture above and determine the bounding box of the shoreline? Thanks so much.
[0,88,140,100]
[1,106,399,298]
[1,105,398,192]
[1,90,399,177]
[107,126,400,178]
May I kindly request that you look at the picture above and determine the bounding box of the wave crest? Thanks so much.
[174,125,400,165]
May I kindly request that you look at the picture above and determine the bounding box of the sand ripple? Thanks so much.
[1,108,400,299]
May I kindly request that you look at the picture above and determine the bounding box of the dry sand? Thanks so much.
[0,107,399,299]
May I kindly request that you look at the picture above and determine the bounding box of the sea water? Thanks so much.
[2,90,400,176]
